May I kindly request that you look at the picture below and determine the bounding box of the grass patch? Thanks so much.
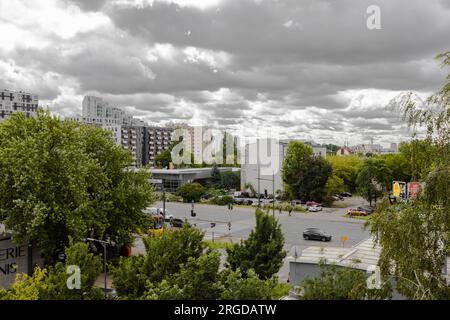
[203,240,234,250]
[341,214,370,221]
[273,283,291,299]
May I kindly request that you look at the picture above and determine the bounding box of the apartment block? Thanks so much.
[0,89,39,122]
[143,126,174,166]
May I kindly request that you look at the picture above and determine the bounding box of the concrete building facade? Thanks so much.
[0,89,39,122]
[240,139,327,195]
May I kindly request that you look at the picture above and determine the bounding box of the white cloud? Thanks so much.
[0,0,110,47]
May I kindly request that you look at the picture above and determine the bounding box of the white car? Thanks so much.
[308,205,323,212]
[144,207,170,216]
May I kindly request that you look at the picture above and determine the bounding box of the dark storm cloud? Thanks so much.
[1,0,449,145]
[68,0,107,11]
[107,0,450,66]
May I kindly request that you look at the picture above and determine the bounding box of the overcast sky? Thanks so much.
[1,0,449,146]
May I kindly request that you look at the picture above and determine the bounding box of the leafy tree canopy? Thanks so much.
[0,111,156,259]
[175,182,206,202]
[226,209,286,280]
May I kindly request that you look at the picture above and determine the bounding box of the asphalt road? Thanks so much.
[137,197,371,282]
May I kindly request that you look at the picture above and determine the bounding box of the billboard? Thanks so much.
[392,181,407,199]
[408,182,423,200]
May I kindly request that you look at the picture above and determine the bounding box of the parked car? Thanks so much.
[308,205,323,212]
[306,201,322,207]
[357,206,374,214]
[333,194,344,201]
[347,209,368,217]
[340,192,352,197]
[234,198,253,205]
[302,228,332,242]
[165,216,190,228]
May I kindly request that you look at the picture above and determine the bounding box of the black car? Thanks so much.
[165,217,190,228]
[340,191,352,197]
[302,228,332,242]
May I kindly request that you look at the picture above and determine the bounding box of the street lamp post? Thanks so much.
[256,171,276,218]
[85,237,110,299]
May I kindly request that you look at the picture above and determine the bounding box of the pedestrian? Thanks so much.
[279,207,282,215]
[288,206,293,216]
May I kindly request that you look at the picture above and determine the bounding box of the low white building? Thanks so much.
[240,139,326,195]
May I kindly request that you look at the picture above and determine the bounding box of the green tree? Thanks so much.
[299,262,391,300]
[219,269,279,300]
[355,158,391,206]
[323,175,345,206]
[370,168,450,299]
[154,149,172,168]
[282,141,332,201]
[41,241,103,300]
[370,51,450,299]
[326,155,362,191]
[282,141,313,200]
[398,140,438,181]
[226,209,285,280]
[0,111,156,259]
[381,152,412,182]
[143,251,222,300]
[210,164,222,187]
[220,171,240,190]
[175,182,206,202]
[111,224,205,299]
[0,267,47,300]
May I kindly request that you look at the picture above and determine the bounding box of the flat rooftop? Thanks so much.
[288,237,450,284]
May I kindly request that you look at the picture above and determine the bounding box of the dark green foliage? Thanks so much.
[41,241,104,300]
[355,158,391,206]
[300,263,392,300]
[144,251,223,300]
[282,141,332,201]
[154,149,172,168]
[219,269,279,300]
[226,209,286,280]
[175,182,206,202]
[111,224,205,299]
[209,195,234,205]
[220,171,240,190]
[0,111,156,259]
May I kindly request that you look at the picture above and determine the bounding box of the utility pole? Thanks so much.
[162,183,166,232]
[85,237,110,299]
[257,139,261,208]
[273,170,275,218]
[256,172,276,218]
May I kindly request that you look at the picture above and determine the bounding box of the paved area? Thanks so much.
[134,196,371,282]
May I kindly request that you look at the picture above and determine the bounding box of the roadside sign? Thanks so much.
[340,235,347,247]
[150,179,163,184]
[393,181,407,199]
[408,182,423,200]
[393,182,400,197]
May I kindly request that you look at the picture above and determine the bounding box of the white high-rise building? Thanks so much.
[69,96,147,167]
[240,139,327,194]
[0,89,39,122]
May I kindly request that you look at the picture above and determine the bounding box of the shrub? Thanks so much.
[175,183,206,202]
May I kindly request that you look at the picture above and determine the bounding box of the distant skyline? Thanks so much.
[1,0,449,146]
